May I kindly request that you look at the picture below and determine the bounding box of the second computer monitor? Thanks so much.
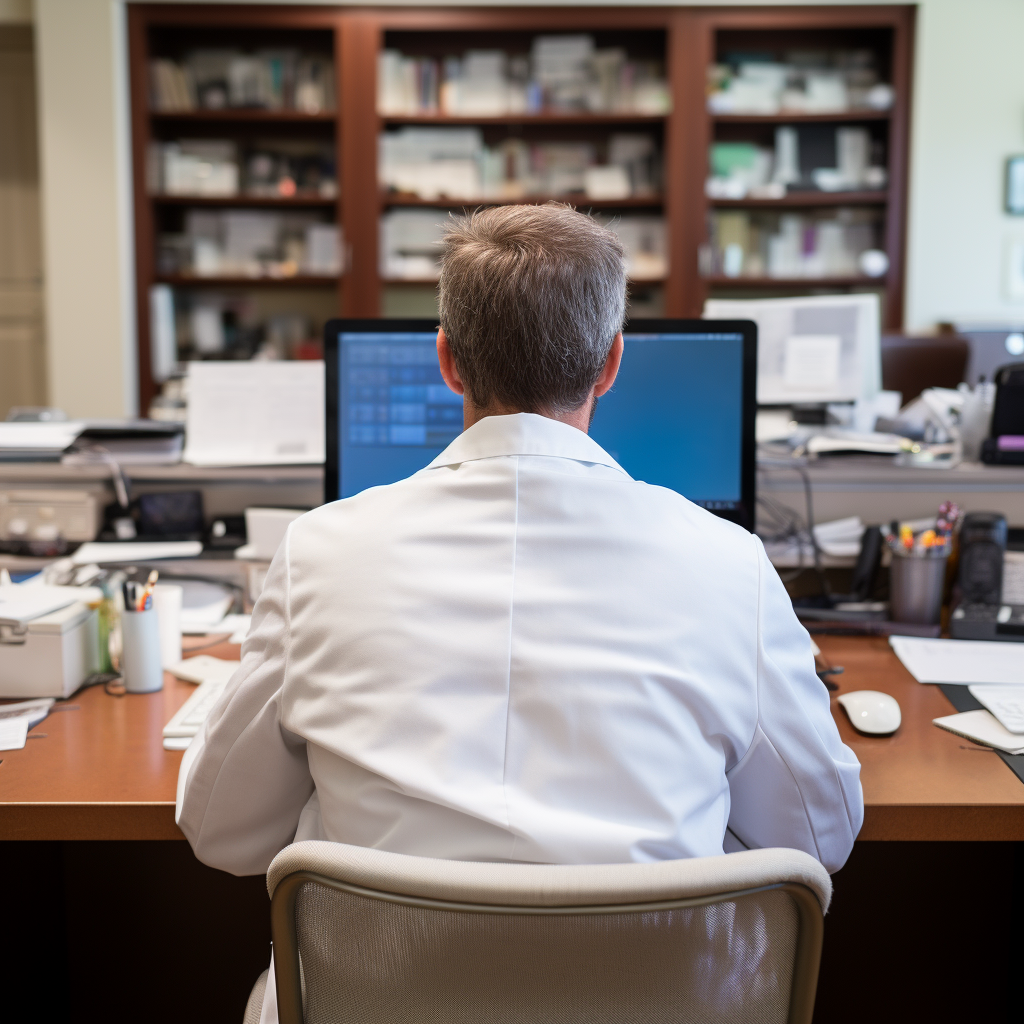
[325,319,756,529]
[704,293,880,406]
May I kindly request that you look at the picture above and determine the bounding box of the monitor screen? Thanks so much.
[326,319,756,528]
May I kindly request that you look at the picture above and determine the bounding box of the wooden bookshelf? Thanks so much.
[127,3,915,414]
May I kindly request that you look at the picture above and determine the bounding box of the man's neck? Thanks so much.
[463,400,594,434]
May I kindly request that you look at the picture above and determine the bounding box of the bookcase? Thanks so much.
[128,5,914,415]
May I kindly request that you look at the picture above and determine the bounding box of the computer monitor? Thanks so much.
[325,319,757,528]
[704,293,881,406]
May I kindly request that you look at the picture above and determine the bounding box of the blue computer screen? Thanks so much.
[337,330,745,511]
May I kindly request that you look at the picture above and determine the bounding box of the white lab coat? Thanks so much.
[177,413,862,1021]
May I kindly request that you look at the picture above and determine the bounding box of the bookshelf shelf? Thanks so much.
[710,111,891,125]
[384,276,668,286]
[150,109,336,123]
[382,194,665,209]
[153,195,338,208]
[156,274,339,288]
[380,113,668,127]
[710,192,888,209]
[704,275,882,289]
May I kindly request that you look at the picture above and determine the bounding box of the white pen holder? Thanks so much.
[120,607,164,694]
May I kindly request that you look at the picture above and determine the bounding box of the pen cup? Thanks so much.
[120,607,164,694]
[889,550,949,625]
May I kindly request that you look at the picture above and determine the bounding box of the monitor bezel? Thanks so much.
[324,317,757,530]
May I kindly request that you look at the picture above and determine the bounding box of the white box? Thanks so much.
[240,507,306,561]
[0,601,101,699]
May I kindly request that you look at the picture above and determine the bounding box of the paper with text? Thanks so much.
[890,636,1024,685]
[185,361,325,467]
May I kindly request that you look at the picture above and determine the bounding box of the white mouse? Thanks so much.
[837,690,901,736]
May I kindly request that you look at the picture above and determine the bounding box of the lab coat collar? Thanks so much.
[427,413,629,474]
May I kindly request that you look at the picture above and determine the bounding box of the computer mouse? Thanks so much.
[837,690,901,736]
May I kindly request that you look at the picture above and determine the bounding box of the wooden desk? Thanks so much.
[2,636,1023,842]
[0,642,237,841]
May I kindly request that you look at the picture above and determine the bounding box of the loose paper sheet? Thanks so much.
[933,710,1024,754]
[0,421,85,452]
[0,716,29,751]
[185,361,325,467]
[890,636,1024,685]
[71,541,203,565]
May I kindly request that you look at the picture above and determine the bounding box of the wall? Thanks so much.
[34,0,134,418]
[905,0,1024,329]
[28,0,1024,415]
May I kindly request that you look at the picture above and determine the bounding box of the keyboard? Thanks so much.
[969,684,1024,734]
[163,656,240,751]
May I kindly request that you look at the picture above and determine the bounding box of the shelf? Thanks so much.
[710,110,891,124]
[712,109,888,124]
[156,274,339,288]
[153,195,338,208]
[150,109,335,123]
[704,275,884,288]
[381,113,668,126]
[710,191,888,209]
[382,194,664,209]
[383,276,667,286]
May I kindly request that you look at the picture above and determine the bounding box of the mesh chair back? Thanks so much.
[266,842,830,1024]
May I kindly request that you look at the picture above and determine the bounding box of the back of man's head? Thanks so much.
[438,204,626,414]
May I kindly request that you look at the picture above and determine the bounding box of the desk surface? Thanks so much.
[2,637,1022,843]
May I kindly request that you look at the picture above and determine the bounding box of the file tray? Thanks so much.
[0,601,101,699]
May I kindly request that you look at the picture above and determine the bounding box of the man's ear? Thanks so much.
[436,328,465,396]
[593,332,624,398]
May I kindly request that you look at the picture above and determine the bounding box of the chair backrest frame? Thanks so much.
[270,869,824,1024]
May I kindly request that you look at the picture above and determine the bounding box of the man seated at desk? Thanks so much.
[177,204,862,887]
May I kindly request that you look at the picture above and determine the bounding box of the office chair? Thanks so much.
[244,840,831,1024]
[881,334,969,404]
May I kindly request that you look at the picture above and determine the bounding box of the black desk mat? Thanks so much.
[939,684,1024,786]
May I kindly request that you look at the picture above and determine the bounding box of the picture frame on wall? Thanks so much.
[1006,155,1024,214]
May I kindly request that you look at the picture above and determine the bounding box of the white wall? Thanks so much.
[0,0,32,23]
[34,0,134,418]
[28,0,1024,415]
[905,0,1024,330]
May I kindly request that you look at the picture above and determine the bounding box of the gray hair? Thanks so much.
[437,204,626,413]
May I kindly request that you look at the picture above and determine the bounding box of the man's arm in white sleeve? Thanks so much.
[175,526,314,876]
[726,536,864,873]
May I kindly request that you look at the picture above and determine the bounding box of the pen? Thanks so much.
[137,569,159,612]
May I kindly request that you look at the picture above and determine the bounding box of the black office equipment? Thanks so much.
[948,511,1023,642]
[981,362,1024,464]
[959,511,1007,604]
[324,319,758,529]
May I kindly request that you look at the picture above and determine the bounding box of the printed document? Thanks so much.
[890,636,1024,685]
[185,361,324,466]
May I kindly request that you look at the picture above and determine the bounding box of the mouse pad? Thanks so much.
[939,684,1024,787]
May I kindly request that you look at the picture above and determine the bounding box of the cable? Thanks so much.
[757,454,831,600]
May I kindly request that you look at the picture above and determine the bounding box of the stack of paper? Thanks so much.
[0,421,85,461]
[0,698,54,750]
